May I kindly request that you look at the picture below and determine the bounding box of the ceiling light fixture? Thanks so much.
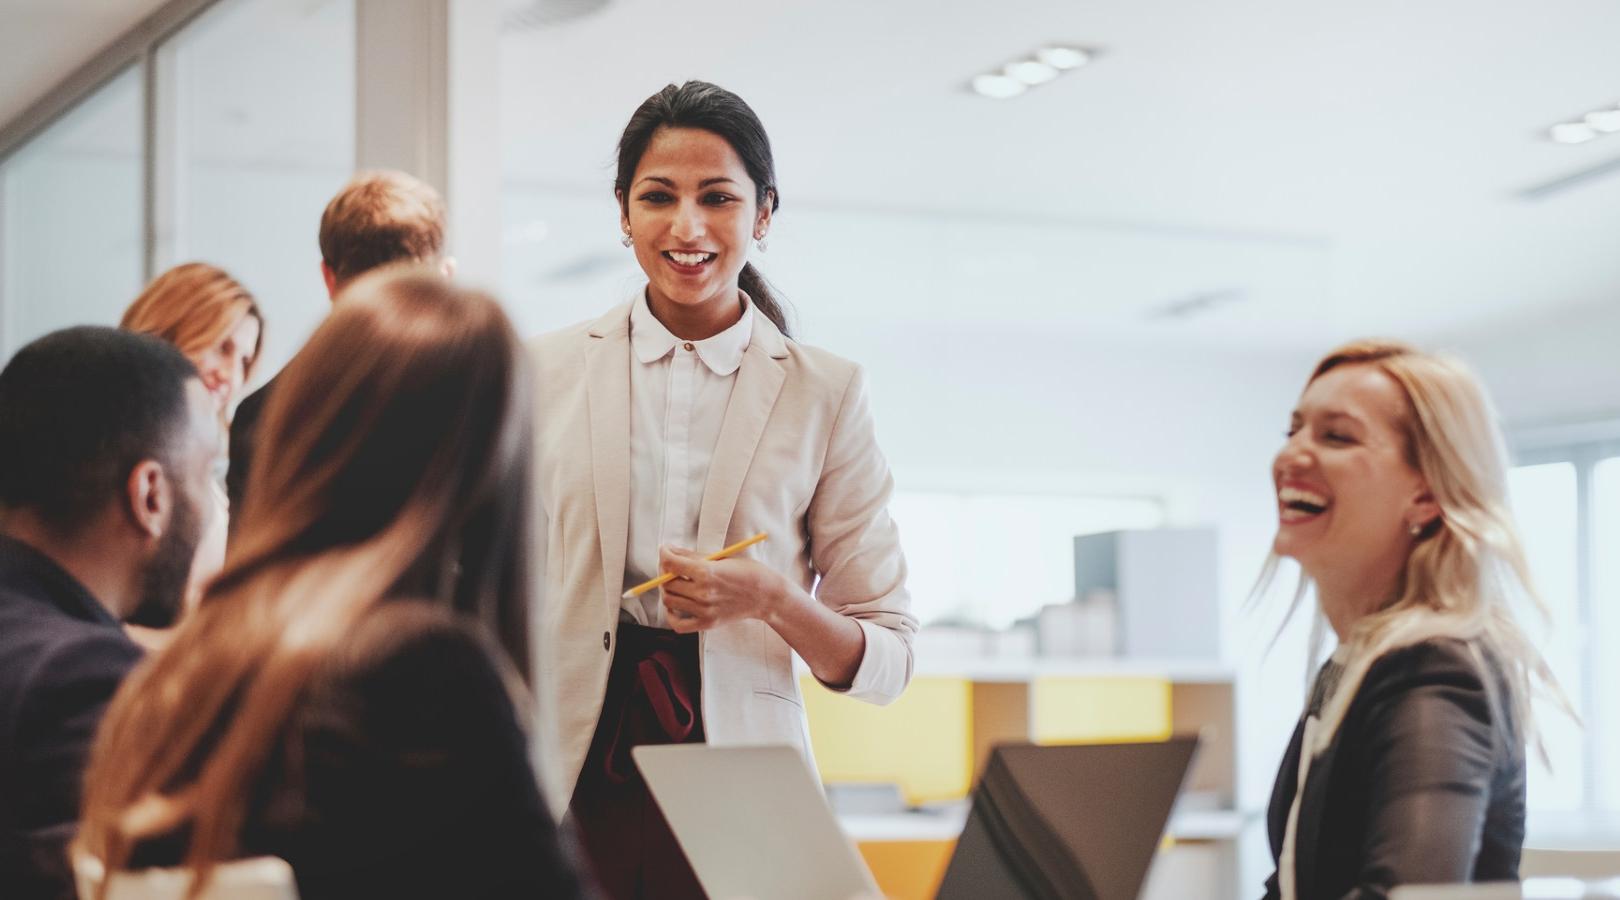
[1005,60,1059,86]
[969,45,1097,99]
[1548,101,1620,144]
[1036,46,1090,70]
[1585,109,1620,134]
[971,73,1027,99]
[1551,122,1599,144]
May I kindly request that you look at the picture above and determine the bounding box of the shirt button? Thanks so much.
[602,631,611,651]
[682,342,694,351]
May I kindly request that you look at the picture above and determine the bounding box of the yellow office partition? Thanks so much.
[800,675,974,805]
[856,840,955,900]
[1030,675,1173,744]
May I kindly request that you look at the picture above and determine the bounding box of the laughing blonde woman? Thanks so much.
[1261,340,1564,900]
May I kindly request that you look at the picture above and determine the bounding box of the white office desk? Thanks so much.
[1393,878,1620,899]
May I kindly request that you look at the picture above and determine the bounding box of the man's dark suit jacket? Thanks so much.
[1263,638,1526,899]
[226,374,277,516]
[0,536,142,900]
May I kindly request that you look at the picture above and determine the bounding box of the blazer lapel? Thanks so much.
[1292,734,1340,895]
[695,314,789,552]
[1268,717,1306,858]
[585,304,633,614]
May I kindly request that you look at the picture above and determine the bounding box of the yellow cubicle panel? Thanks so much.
[800,675,974,805]
[856,840,956,900]
[1030,675,1173,744]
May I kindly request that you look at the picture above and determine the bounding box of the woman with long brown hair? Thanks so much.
[121,262,264,421]
[77,268,589,899]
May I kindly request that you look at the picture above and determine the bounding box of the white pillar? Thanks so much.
[354,0,502,288]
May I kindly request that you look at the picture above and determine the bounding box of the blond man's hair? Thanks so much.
[121,262,263,382]
[318,170,446,284]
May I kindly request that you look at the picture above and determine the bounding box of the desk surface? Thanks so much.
[912,656,1237,684]
[839,803,1251,843]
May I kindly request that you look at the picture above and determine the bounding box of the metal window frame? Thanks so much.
[1512,436,1620,813]
[0,0,219,167]
[0,0,226,351]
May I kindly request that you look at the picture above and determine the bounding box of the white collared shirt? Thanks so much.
[622,289,755,626]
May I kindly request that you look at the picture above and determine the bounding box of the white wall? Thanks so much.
[1455,297,1620,432]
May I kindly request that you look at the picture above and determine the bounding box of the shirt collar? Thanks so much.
[630,289,755,376]
[0,534,121,628]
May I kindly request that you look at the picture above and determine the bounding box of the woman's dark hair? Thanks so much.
[614,80,793,338]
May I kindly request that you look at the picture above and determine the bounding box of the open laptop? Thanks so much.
[936,736,1201,900]
[633,744,880,900]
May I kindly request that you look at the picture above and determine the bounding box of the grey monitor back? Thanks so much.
[937,736,1199,900]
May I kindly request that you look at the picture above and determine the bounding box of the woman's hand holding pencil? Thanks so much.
[621,531,769,600]
[632,533,786,634]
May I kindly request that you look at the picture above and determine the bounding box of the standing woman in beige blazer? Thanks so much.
[532,80,917,899]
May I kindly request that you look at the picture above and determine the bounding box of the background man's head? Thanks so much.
[0,327,220,626]
[318,170,448,297]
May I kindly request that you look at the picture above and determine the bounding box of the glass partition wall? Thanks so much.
[0,0,355,378]
[0,67,143,355]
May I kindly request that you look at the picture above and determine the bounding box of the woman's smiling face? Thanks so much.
[620,127,770,322]
[1272,362,1436,586]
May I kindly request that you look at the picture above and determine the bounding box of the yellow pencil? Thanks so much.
[621,532,770,600]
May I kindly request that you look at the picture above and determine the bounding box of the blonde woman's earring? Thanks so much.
[621,231,634,248]
[1409,522,1423,536]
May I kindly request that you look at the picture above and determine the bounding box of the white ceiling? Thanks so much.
[6,0,1620,351]
[499,0,1620,348]
[0,0,172,128]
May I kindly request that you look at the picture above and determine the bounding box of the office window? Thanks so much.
[1594,456,1620,811]
[1508,440,1620,826]
[0,67,143,354]
[1506,462,1583,812]
[890,490,1164,629]
[155,0,355,378]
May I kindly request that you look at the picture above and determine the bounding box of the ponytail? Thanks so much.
[739,262,792,339]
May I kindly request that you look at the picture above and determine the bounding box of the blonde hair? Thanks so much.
[318,170,446,284]
[120,262,263,382]
[1264,339,1567,759]
[76,268,532,897]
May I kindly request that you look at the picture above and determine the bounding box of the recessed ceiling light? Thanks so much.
[969,44,1099,99]
[971,73,1027,99]
[1005,60,1059,86]
[1550,122,1599,144]
[1036,46,1090,70]
[1584,109,1620,133]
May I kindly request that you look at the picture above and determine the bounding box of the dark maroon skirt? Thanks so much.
[569,622,707,900]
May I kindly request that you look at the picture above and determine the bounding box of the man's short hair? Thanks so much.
[0,326,198,533]
[318,170,447,284]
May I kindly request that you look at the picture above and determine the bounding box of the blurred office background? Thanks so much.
[3,0,1619,896]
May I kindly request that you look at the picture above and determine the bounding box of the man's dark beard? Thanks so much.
[127,489,203,628]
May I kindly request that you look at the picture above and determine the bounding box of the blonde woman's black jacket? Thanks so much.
[1261,638,1526,900]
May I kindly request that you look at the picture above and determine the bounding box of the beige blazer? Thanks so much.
[530,300,917,814]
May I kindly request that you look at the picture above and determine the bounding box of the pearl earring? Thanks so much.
[621,231,633,248]
[755,234,769,253]
[1409,522,1423,537]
